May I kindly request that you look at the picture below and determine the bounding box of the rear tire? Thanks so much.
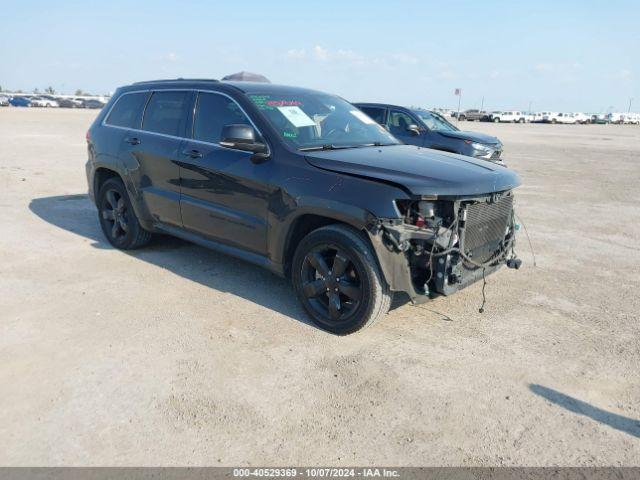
[97,177,152,250]
[493,117,500,123]
[291,224,391,334]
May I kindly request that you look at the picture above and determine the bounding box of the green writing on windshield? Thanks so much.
[248,94,274,110]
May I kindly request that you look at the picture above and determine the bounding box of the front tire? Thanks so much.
[291,225,391,334]
[493,117,500,123]
[97,177,152,250]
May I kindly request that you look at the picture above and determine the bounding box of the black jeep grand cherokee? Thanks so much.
[86,79,521,334]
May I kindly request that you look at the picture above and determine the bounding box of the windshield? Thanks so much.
[413,110,459,132]
[247,92,399,150]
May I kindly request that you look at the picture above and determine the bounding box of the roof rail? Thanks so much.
[132,78,219,85]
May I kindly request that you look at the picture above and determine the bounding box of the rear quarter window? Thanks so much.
[358,107,385,124]
[105,92,148,128]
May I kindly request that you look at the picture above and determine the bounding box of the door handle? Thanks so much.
[125,137,140,145]
[182,149,203,159]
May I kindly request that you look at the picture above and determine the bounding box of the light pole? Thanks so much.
[628,97,634,113]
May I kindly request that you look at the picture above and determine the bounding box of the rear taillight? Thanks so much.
[85,130,91,142]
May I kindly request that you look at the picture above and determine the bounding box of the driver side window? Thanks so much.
[387,110,416,136]
[193,92,253,144]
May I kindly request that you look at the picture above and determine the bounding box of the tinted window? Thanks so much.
[142,91,189,136]
[105,92,148,128]
[193,92,252,144]
[358,107,385,124]
[387,110,417,136]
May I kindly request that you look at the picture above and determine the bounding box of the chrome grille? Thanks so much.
[463,194,513,264]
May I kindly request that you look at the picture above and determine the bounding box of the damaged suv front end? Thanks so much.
[369,190,519,302]
[303,144,522,304]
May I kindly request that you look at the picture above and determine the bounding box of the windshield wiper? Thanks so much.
[298,144,357,151]
[298,142,397,151]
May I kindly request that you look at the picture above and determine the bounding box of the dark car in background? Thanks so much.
[454,109,488,121]
[86,79,520,334]
[57,97,84,108]
[9,96,32,107]
[355,103,504,164]
[82,99,106,109]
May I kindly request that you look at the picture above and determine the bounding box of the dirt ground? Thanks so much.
[0,109,638,466]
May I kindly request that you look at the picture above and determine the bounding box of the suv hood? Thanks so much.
[437,129,500,146]
[305,145,520,196]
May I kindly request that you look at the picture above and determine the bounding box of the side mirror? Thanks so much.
[407,124,422,136]
[220,124,268,155]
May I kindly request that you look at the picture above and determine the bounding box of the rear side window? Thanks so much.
[193,92,252,144]
[142,91,189,137]
[359,107,385,124]
[105,92,148,128]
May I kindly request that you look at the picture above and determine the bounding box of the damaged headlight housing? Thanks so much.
[470,142,495,159]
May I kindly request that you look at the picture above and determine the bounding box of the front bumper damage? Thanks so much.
[367,191,518,303]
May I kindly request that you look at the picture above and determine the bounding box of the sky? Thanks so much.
[0,0,638,113]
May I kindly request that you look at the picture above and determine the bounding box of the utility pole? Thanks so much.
[454,88,462,125]
[528,101,532,114]
[628,97,633,113]
[480,96,484,111]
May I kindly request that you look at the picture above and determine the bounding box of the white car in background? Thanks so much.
[30,96,59,107]
[607,113,626,124]
[622,113,640,124]
[532,112,544,122]
[542,112,576,124]
[573,112,592,124]
[490,111,530,123]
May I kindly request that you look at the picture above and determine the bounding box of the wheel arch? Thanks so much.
[93,167,121,200]
[91,164,155,231]
[279,209,376,279]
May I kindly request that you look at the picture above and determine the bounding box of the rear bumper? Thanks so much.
[85,160,96,204]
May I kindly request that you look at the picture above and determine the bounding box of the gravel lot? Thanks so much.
[0,109,638,466]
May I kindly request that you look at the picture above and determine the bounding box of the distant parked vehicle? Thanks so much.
[456,109,487,121]
[606,113,626,124]
[626,113,640,125]
[30,96,59,107]
[354,103,504,164]
[82,99,106,109]
[490,111,530,123]
[541,112,576,124]
[532,112,550,123]
[590,114,608,124]
[57,97,84,108]
[573,113,591,124]
[0,95,9,106]
[9,96,32,107]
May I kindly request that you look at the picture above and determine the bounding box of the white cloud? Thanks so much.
[165,52,178,62]
[286,48,306,60]
[313,45,329,61]
[284,45,420,68]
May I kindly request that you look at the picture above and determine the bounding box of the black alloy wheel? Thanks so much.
[292,224,391,334]
[301,246,363,323]
[98,177,152,249]
[103,189,128,241]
